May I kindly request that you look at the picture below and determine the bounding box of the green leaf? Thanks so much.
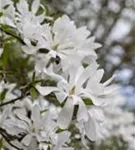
[47,145,51,150]
[0,12,3,17]
[30,87,39,99]
[83,98,93,105]
[0,89,8,101]
[41,79,57,86]
[56,128,65,133]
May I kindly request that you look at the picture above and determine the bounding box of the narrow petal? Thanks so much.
[54,131,70,150]
[84,115,97,141]
[36,85,58,96]
[21,134,32,146]
[32,105,40,131]
[88,94,106,106]
[31,0,40,14]
[78,63,98,87]
[103,75,115,86]
[77,99,88,122]
[55,91,67,103]
[90,69,104,83]
[61,148,74,150]
[17,0,29,15]
[58,98,74,129]
[43,64,64,81]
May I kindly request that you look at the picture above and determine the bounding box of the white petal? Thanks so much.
[68,67,80,86]
[16,111,31,125]
[103,75,115,86]
[43,64,64,81]
[37,14,45,23]
[77,26,91,40]
[103,85,119,95]
[54,131,71,150]
[36,85,58,96]
[90,69,104,83]
[21,134,32,146]
[89,106,105,122]
[17,0,29,15]
[31,0,40,14]
[77,100,88,122]
[27,137,38,149]
[11,141,23,149]
[32,105,40,130]
[88,94,106,106]
[61,54,82,71]
[61,148,74,150]
[55,91,67,103]
[58,98,74,129]
[78,63,98,87]
[53,15,76,40]
[22,45,37,54]
[84,115,97,141]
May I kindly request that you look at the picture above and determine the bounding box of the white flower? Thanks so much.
[40,15,101,70]
[39,131,73,150]
[0,0,127,149]
[25,15,101,70]
[76,106,106,146]
[3,98,72,149]
[36,63,115,130]
[15,0,47,54]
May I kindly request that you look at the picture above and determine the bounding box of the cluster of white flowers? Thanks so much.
[0,0,134,150]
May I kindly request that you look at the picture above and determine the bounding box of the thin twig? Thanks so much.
[0,96,23,107]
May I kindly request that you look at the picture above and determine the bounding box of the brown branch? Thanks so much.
[0,95,23,107]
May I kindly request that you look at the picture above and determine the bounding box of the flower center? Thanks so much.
[69,86,76,95]
[52,44,59,51]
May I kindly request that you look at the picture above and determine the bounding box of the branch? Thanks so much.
[0,79,44,107]
[0,128,23,150]
[0,82,34,107]
[0,95,23,107]
[0,26,25,45]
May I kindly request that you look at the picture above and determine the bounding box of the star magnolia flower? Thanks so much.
[6,105,57,148]
[36,63,115,131]
[3,97,73,150]
[76,106,106,145]
[39,131,73,150]
[15,0,48,54]
[39,15,101,70]
[22,14,101,70]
